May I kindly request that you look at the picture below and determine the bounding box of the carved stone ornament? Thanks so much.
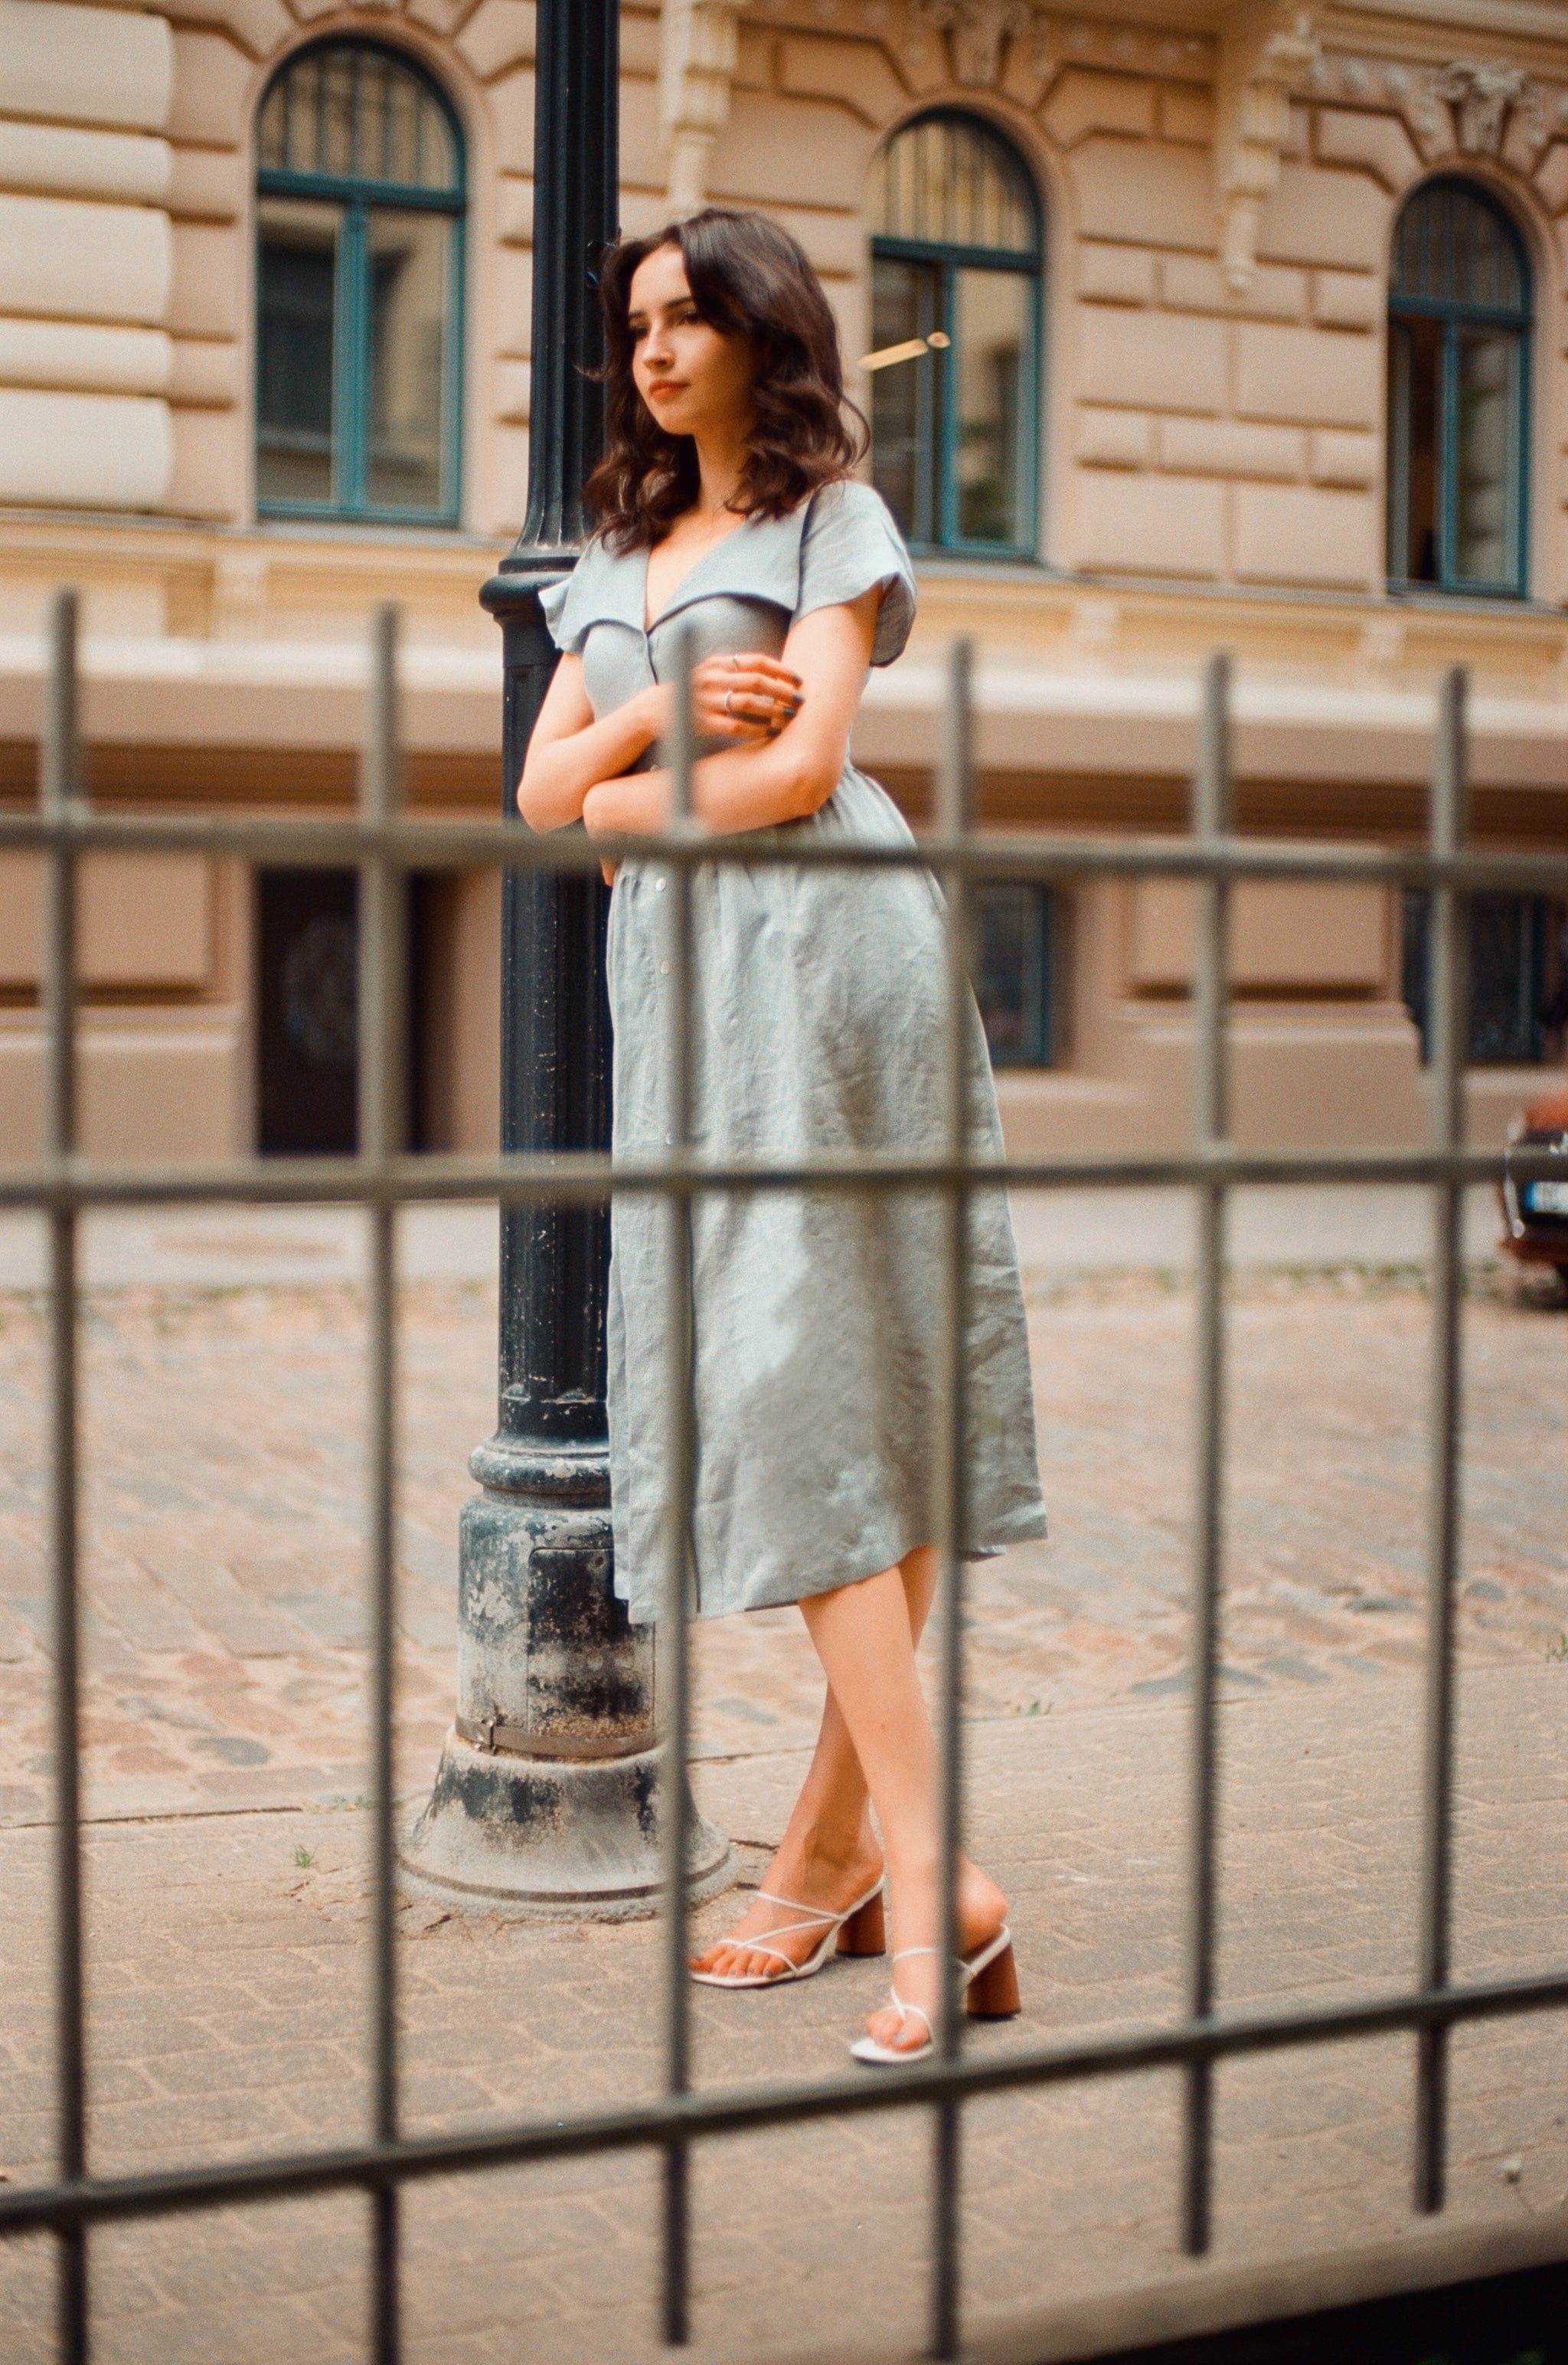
[1447,59,1556,173]
[1215,3,1321,295]
[1437,58,1527,154]
[1307,51,1565,175]
[910,0,1036,87]
[658,0,743,214]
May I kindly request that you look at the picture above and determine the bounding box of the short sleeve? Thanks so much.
[537,535,643,653]
[795,481,916,666]
[538,571,578,652]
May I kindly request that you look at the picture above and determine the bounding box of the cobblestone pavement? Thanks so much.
[0,1224,1563,1823]
[0,1216,1565,2359]
[0,1670,1564,2365]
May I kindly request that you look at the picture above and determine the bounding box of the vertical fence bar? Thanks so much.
[44,591,88,2365]
[1181,653,1232,2258]
[1415,668,1468,2216]
[929,637,975,2363]
[359,607,406,2363]
[660,626,699,2347]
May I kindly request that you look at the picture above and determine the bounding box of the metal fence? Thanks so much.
[3,587,1568,2365]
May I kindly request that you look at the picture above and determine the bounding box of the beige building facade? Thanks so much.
[2,0,1565,1167]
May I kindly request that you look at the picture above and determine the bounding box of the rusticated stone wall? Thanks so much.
[0,0,176,509]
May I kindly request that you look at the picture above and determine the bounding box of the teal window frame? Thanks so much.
[255,38,466,528]
[1402,890,1563,1065]
[1387,177,1530,601]
[871,111,1044,562]
[972,881,1057,1068]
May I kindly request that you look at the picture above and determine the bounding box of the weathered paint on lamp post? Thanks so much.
[403,0,730,1913]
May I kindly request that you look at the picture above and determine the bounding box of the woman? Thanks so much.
[518,208,1047,2064]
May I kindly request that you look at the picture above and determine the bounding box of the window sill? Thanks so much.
[252,516,502,551]
[1385,583,1551,616]
[910,553,1063,583]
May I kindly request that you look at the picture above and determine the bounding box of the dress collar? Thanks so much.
[645,502,809,633]
[557,501,812,645]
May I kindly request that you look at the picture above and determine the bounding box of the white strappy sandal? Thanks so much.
[850,1925,1020,2064]
[691,1875,886,1990]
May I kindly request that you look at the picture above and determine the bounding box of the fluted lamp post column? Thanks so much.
[403,0,730,1915]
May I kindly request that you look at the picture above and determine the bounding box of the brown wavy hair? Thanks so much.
[585,208,867,551]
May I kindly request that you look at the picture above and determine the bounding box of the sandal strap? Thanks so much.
[887,1992,934,2043]
[710,1876,883,1978]
[724,1939,807,1974]
[748,1889,838,1935]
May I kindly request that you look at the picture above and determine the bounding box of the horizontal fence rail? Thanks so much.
[4,587,1566,2365]
[4,1964,1567,2238]
[2,805,1568,895]
[1,1145,1563,1217]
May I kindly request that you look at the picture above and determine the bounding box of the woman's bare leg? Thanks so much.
[691,1546,939,1981]
[799,1562,1007,2053]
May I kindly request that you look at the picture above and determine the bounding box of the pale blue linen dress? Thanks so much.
[542,479,1047,1623]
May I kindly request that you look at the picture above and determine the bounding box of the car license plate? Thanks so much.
[1526,1179,1568,1215]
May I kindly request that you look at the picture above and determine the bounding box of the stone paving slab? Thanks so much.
[1,1257,1564,1827]
[1,1237,1565,2356]
[0,1183,1508,1295]
[1,1667,1565,2365]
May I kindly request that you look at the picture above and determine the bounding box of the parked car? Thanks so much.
[1501,1088,1568,1274]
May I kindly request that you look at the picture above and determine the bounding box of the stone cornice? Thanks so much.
[742,0,1216,83]
[1326,0,1568,47]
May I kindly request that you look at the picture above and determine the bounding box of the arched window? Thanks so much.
[1387,178,1530,597]
[256,41,464,523]
[868,113,1042,555]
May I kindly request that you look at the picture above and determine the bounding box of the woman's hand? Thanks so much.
[581,593,878,852]
[665,651,803,744]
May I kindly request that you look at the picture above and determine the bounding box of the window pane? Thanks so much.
[953,268,1028,545]
[366,208,453,512]
[1470,895,1543,1062]
[1388,313,1440,582]
[260,42,457,193]
[871,255,938,543]
[872,114,1034,254]
[1403,891,1556,1064]
[256,197,338,506]
[1393,179,1524,314]
[1454,329,1519,585]
[973,885,1050,1066]
[321,47,357,178]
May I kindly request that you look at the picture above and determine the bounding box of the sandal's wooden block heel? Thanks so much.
[965,1940,1021,2020]
[837,1889,886,1957]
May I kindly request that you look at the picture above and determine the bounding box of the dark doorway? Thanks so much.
[257,868,361,1154]
[256,867,438,1155]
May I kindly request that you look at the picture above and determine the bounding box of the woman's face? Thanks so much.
[628,244,757,446]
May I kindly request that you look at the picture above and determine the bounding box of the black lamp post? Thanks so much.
[404,0,729,1912]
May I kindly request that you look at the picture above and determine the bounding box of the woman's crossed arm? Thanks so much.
[516,587,880,842]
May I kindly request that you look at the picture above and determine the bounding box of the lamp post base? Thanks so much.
[400,1727,734,1922]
